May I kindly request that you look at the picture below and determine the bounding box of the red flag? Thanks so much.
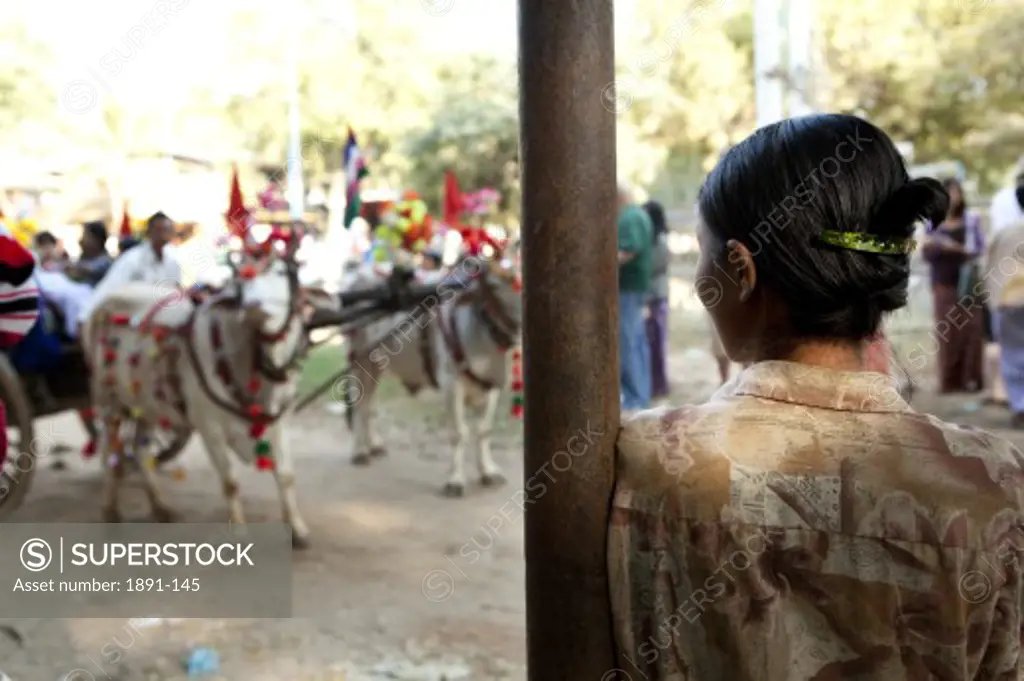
[119,201,132,239]
[443,169,465,226]
[226,164,250,238]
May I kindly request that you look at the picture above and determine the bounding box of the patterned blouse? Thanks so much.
[610,361,1024,680]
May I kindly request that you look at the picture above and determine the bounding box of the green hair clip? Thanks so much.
[817,230,916,255]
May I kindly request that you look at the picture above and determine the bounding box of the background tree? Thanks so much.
[405,55,519,219]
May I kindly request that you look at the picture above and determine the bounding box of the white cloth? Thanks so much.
[35,270,95,337]
[989,186,1024,234]
[80,242,182,325]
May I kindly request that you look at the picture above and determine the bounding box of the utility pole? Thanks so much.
[755,0,816,126]
[755,0,784,127]
[787,0,815,116]
[286,7,304,220]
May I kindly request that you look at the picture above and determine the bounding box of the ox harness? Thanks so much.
[433,277,518,392]
[339,271,520,429]
[94,270,305,472]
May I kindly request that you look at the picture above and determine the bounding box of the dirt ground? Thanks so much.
[1,291,1016,680]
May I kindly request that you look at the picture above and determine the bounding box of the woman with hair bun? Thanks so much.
[609,114,1024,680]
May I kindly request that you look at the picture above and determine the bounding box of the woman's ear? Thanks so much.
[726,239,756,302]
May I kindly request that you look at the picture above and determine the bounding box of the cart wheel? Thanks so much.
[155,428,192,465]
[0,354,37,520]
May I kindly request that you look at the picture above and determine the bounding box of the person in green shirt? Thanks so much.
[618,183,653,410]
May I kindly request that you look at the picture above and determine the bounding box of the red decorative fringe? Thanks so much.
[510,348,523,419]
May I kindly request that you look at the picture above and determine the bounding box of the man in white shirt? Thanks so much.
[989,157,1024,234]
[79,211,182,327]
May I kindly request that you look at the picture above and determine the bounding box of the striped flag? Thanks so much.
[343,128,368,228]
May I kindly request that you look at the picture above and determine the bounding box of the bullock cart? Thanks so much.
[0,265,457,520]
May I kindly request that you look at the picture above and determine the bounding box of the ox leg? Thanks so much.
[367,393,387,459]
[196,420,246,525]
[442,380,470,498]
[100,415,126,523]
[350,359,381,466]
[132,422,176,523]
[268,423,311,549]
[476,388,506,488]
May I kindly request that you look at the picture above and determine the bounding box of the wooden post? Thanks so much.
[519,1,619,679]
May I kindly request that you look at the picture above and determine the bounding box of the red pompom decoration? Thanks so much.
[109,314,130,326]
[255,456,275,471]
[82,439,97,458]
[511,404,524,418]
[511,380,524,391]
[249,422,267,439]
[247,404,264,418]
[247,377,262,393]
[103,349,117,363]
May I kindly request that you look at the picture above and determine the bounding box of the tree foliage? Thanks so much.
[405,55,519,218]
[3,0,1024,213]
[620,0,1024,196]
[0,24,58,154]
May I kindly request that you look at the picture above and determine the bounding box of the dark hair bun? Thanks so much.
[870,177,949,240]
[699,114,942,342]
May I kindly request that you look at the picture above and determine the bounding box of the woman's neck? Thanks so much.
[772,340,866,372]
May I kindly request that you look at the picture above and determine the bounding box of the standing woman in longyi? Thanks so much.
[643,200,671,398]
[921,177,985,393]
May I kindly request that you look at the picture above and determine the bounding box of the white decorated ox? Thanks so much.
[342,253,522,496]
[82,242,314,547]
